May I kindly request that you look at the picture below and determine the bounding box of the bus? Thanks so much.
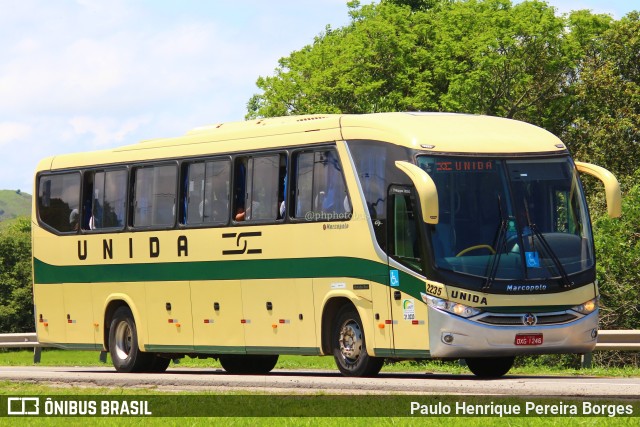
[32,112,621,378]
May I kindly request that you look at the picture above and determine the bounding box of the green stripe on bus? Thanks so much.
[373,348,430,358]
[145,344,321,356]
[34,256,388,283]
[33,256,427,303]
[246,346,321,356]
[43,343,103,351]
[392,349,430,358]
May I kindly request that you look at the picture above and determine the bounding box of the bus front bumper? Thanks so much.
[427,306,598,358]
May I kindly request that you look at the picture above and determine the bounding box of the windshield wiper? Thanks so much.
[483,195,509,290]
[523,199,573,288]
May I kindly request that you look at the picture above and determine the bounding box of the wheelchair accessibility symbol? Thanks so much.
[526,251,540,268]
[390,270,400,287]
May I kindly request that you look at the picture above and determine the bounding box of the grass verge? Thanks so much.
[1,350,640,377]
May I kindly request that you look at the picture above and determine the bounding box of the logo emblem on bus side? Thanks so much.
[222,232,262,255]
[522,313,537,326]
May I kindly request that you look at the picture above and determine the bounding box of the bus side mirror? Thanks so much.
[395,161,439,224]
[575,161,622,218]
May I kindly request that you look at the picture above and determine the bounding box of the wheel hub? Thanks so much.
[339,320,363,362]
[114,321,132,361]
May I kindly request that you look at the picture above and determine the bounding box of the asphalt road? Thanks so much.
[1,366,640,397]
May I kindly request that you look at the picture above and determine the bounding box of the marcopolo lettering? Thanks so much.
[506,284,548,292]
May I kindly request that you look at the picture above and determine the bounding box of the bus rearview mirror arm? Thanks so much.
[575,161,622,218]
[395,161,439,224]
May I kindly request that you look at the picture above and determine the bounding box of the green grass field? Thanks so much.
[2,349,640,377]
[0,191,30,224]
[1,350,638,426]
[0,380,638,426]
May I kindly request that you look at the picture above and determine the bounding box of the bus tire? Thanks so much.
[465,356,515,378]
[146,356,171,373]
[332,305,383,377]
[108,306,152,373]
[219,355,279,374]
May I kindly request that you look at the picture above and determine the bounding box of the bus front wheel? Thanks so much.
[108,306,152,373]
[332,305,384,377]
[465,356,515,378]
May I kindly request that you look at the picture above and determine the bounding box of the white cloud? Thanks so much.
[0,122,32,146]
[69,115,153,148]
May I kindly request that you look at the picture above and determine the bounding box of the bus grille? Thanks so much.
[476,312,578,326]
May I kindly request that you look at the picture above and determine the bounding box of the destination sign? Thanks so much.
[436,160,494,172]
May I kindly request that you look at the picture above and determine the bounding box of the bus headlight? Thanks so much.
[421,293,481,318]
[571,297,598,315]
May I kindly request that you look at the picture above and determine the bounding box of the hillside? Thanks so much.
[0,189,31,222]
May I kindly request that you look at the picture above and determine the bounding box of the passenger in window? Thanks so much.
[235,206,246,221]
[81,174,94,230]
[69,209,79,230]
[278,172,287,220]
[233,159,247,221]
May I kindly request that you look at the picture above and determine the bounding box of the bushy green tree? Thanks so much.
[564,12,640,181]
[0,217,34,333]
[247,1,438,117]
[593,170,640,331]
[591,169,640,366]
[247,0,610,133]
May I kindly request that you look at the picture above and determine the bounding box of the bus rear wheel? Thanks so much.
[108,306,152,373]
[146,356,171,373]
[332,305,384,377]
[465,356,515,378]
[219,355,279,374]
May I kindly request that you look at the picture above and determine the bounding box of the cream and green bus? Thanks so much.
[32,112,621,378]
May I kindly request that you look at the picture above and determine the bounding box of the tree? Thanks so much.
[564,12,640,182]
[247,0,602,132]
[382,0,443,11]
[429,0,579,130]
[593,169,640,332]
[0,217,34,333]
[247,1,438,117]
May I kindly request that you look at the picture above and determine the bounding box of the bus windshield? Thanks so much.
[417,156,594,282]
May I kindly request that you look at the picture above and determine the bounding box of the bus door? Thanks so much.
[387,186,429,357]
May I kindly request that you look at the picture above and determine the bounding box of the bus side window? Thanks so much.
[184,159,230,225]
[82,169,127,230]
[293,148,351,221]
[132,164,177,228]
[389,190,424,274]
[37,173,81,233]
[234,154,286,222]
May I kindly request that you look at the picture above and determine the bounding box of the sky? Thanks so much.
[0,1,637,193]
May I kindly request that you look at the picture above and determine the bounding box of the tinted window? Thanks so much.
[234,154,286,222]
[184,159,230,225]
[293,149,351,221]
[132,165,177,227]
[83,169,127,230]
[389,188,423,273]
[38,173,81,233]
[346,140,412,250]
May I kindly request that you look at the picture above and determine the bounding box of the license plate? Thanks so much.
[515,333,543,346]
